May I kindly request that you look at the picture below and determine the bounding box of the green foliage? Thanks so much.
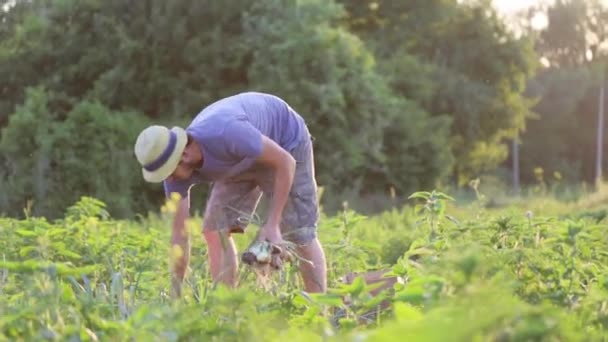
[0,0,455,218]
[515,0,608,187]
[339,0,539,183]
[1,0,605,220]
[0,0,250,121]
[535,0,608,67]
[1,193,607,340]
[520,65,598,184]
[0,86,154,218]
[408,190,456,236]
[243,0,454,196]
[243,0,389,192]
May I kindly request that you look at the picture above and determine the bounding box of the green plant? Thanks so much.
[1,194,608,341]
[408,190,456,237]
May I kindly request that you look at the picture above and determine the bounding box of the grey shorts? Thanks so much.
[202,134,319,245]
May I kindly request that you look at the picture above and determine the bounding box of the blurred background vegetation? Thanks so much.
[1,0,607,219]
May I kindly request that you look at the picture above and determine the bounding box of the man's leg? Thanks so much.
[203,229,239,287]
[296,237,327,293]
[278,132,327,293]
[202,180,262,288]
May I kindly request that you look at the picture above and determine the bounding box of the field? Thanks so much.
[1,189,608,342]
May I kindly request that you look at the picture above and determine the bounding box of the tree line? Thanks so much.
[0,0,605,218]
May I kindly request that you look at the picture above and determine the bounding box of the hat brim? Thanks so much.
[142,127,188,183]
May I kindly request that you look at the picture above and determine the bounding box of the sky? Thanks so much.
[493,0,545,15]
[493,0,551,30]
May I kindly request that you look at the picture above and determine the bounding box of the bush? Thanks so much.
[0,87,155,219]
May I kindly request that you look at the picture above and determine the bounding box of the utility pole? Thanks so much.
[513,133,520,195]
[596,70,605,188]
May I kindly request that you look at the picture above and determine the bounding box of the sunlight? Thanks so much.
[493,0,608,31]
[495,0,608,14]
[493,0,547,14]
[540,56,551,67]
[2,0,16,12]
[530,11,549,30]
[493,0,551,30]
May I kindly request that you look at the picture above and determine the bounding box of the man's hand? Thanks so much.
[258,223,283,245]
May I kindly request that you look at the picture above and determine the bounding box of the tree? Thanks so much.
[0,86,153,219]
[535,0,608,67]
[0,0,258,130]
[515,0,608,187]
[338,0,539,184]
[243,0,453,197]
[0,0,454,217]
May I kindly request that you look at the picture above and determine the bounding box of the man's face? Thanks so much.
[168,161,194,181]
[166,138,202,181]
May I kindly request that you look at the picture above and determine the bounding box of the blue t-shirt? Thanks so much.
[163,92,307,199]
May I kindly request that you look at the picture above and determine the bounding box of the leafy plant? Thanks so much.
[408,190,456,237]
[1,194,608,340]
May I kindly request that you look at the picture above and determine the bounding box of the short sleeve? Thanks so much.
[223,119,263,160]
[163,179,193,200]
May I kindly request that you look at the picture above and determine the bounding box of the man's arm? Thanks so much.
[170,197,190,298]
[222,119,295,243]
[255,135,296,242]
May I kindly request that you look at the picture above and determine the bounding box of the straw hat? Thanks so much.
[134,125,188,183]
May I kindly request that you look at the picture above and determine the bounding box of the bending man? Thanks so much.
[133,91,327,296]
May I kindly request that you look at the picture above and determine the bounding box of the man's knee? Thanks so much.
[202,211,249,237]
[203,226,241,245]
[282,226,317,246]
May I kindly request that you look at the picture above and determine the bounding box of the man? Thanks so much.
[133,91,327,297]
